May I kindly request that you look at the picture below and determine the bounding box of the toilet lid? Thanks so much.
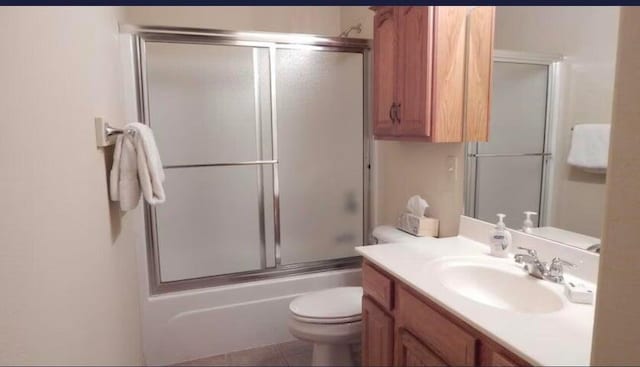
[290,287,363,322]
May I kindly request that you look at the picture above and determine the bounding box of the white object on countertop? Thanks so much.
[110,122,166,211]
[396,213,439,237]
[489,213,511,257]
[565,281,595,304]
[567,123,610,173]
[372,225,423,244]
[522,211,538,234]
[406,194,429,216]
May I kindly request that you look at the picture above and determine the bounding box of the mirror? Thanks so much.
[465,7,618,253]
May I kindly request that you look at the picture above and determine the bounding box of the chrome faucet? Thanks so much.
[514,247,575,283]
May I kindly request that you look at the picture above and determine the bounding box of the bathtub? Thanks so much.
[136,235,361,365]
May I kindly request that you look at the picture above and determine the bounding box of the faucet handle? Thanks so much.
[547,257,576,283]
[517,246,538,257]
[550,257,575,268]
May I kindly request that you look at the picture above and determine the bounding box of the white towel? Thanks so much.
[567,124,610,173]
[110,122,166,211]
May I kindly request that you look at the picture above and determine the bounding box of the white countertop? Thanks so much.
[355,235,595,366]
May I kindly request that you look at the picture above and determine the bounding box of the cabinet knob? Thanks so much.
[395,103,401,123]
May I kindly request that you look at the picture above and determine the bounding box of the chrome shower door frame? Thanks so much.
[123,25,372,294]
[464,50,563,226]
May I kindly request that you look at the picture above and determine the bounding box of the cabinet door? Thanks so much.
[395,6,433,138]
[479,342,528,367]
[373,7,398,137]
[362,296,394,367]
[395,328,447,367]
[464,6,495,142]
[431,6,467,142]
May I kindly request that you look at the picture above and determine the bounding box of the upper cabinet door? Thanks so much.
[373,7,397,137]
[372,6,495,143]
[464,6,495,142]
[395,6,433,138]
[431,6,468,142]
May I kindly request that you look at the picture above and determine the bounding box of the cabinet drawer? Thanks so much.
[396,286,476,366]
[362,261,394,311]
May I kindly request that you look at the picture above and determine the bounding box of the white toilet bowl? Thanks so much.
[288,287,363,366]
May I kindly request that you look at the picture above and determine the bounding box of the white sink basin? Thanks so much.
[427,256,565,314]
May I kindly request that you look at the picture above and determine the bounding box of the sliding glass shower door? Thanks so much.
[276,49,364,265]
[133,29,370,291]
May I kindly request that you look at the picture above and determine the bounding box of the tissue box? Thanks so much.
[396,213,439,237]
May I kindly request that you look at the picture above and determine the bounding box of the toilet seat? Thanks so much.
[289,287,363,324]
[291,313,362,324]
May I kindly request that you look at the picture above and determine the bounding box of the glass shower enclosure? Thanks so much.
[123,26,371,293]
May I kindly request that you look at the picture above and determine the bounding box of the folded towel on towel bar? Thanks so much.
[110,122,166,211]
[567,123,610,173]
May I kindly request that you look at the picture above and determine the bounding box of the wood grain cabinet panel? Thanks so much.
[395,328,447,367]
[480,345,520,366]
[371,6,495,143]
[396,286,475,366]
[464,6,495,142]
[361,262,530,367]
[362,261,394,311]
[373,6,398,137]
[395,6,433,138]
[362,296,394,367]
[431,6,467,142]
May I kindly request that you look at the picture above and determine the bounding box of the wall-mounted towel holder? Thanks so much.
[95,117,134,147]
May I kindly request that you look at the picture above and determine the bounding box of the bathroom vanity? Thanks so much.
[361,260,527,366]
[357,216,598,366]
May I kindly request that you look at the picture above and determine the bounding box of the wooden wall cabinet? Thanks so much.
[372,6,495,142]
[361,261,530,367]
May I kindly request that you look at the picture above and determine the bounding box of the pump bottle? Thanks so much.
[489,213,512,257]
[522,211,538,234]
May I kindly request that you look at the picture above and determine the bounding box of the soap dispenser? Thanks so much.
[489,213,512,257]
[522,211,538,234]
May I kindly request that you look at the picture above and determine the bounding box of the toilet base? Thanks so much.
[312,343,355,366]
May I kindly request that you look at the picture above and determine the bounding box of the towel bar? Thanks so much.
[95,117,134,147]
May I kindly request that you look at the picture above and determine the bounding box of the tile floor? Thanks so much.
[176,340,361,366]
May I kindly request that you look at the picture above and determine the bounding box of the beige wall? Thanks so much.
[341,7,465,236]
[0,7,143,365]
[123,6,341,35]
[592,7,640,365]
[495,7,619,237]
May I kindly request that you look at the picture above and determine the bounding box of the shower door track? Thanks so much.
[123,25,372,294]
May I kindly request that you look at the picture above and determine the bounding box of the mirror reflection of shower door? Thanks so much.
[467,61,551,230]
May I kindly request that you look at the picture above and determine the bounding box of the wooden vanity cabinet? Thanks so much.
[361,260,529,367]
[362,296,394,366]
[372,6,495,142]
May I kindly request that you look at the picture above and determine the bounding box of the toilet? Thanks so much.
[288,226,421,366]
[288,287,363,366]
